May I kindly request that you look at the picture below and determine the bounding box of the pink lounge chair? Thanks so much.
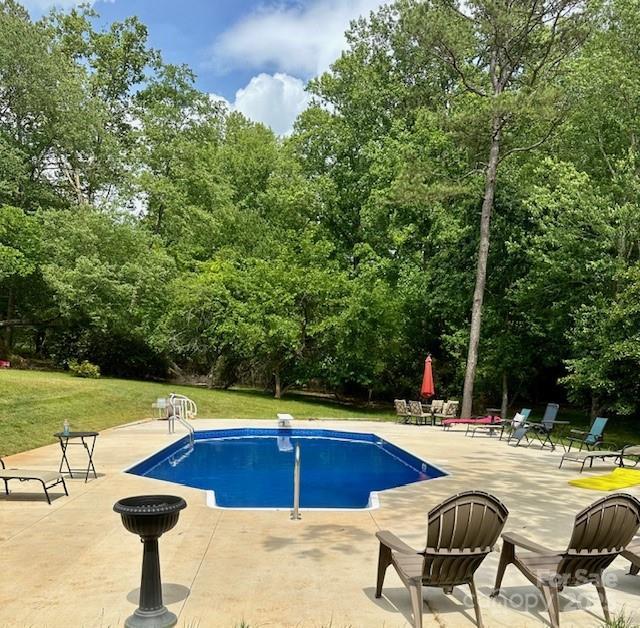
[442,415,501,430]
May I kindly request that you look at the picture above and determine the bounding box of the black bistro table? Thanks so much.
[54,431,99,482]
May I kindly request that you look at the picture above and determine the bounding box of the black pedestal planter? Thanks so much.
[114,495,187,628]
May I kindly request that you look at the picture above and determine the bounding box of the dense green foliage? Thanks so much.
[1,0,640,418]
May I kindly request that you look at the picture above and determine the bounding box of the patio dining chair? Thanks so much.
[491,493,640,628]
[565,416,609,452]
[375,490,509,627]
[433,400,459,425]
[394,399,411,424]
[408,400,431,425]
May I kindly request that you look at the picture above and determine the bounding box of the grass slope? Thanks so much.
[0,369,392,456]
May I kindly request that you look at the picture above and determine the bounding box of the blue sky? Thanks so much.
[23,0,387,134]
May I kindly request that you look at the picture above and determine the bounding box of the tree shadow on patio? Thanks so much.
[485,584,608,627]
[262,522,373,557]
[362,584,480,627]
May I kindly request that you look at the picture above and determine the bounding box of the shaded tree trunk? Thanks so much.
[155,204,164,235]
[590,392,600,421]
[3,286,15,356]
[274,370,281,399]
[461,116,501,419]
[35,329,46,357]
[501,371,508,420]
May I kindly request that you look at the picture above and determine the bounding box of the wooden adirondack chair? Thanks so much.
[375,491,509,627]
[491,493,640,627]
[622,537,640,576]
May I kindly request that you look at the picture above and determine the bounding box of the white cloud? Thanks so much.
[234,73,311,135]
[212,0,388,77]
[215,72,311,137]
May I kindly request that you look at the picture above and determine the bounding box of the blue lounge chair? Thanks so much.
[566,416,609,452]
[498,408,531,440]
[508,403,561,449]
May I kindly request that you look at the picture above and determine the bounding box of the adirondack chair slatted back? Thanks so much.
[422,491,508,586]
[394,399,409,416]
[541,403,560,431]
[558,494,640,584]
[585,417,608,445]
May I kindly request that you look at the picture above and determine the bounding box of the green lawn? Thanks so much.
[0,369,393,456]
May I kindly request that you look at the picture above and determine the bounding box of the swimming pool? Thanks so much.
[127,428,447,509]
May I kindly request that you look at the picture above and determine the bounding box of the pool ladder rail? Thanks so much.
[182,416,195,446]
[167,393,195,447]
[168,442,194,467]
[291,443,301,520]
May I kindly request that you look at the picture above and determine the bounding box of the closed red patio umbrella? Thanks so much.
[421,354,435,398]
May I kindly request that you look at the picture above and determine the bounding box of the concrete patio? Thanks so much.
[1,418,639,628]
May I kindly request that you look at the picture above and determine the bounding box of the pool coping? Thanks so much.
[122,427,451,512]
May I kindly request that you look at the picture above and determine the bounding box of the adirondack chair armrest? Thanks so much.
[501,532,557,555]
[376,530,419,555]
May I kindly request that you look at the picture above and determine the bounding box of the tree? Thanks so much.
[44,7,157,205]
[39,207,175,375]
[398,0,589,416]
[133,64,233,264]
[512,158,640,416]
[155,241,346,397]
[0,205,43,354]
[0,1,158,210]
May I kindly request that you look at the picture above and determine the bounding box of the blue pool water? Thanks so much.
[128,428,446,509]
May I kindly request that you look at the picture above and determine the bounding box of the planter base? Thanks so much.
[125,606,177,628]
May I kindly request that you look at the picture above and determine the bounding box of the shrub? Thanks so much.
[68,359,101,379]
[8,354,28,369]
